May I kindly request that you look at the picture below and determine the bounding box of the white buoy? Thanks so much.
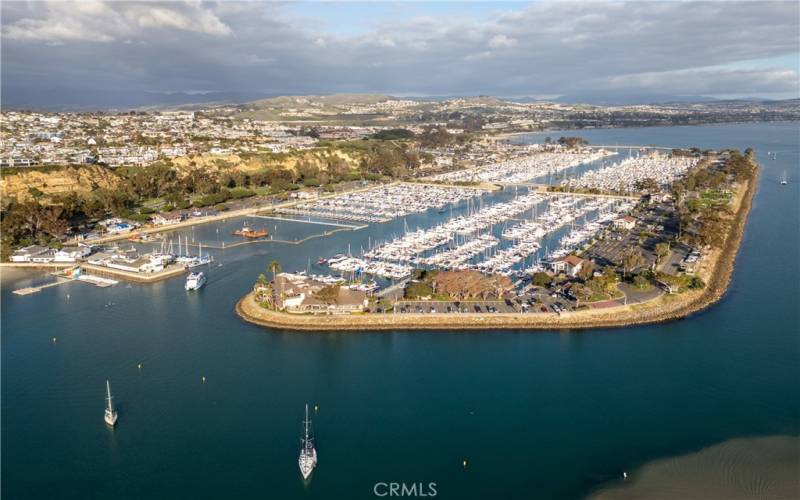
[202,376,206,383]
[623,472,628,480]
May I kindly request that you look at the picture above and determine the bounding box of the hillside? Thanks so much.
[1,165,121,202]
[0,147,369,203]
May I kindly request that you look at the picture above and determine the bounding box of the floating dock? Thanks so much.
[12,270,119,295]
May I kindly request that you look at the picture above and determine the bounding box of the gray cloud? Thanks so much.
[2,1,798,108]
[3,1,231,42]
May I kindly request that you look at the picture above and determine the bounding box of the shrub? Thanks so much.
[532,272,552,287]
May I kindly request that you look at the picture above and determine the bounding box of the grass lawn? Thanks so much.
[698,189,732,208]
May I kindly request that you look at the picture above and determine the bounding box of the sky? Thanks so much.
[1,1,799,109]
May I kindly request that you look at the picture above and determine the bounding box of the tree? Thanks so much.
[315,285,340,304]
[268,260,281,281]
[295,158,320,181]
[577,260,595,281]
[621,248,645,278]
[572,284,593,305]
[532,272,552,287]
[696,211,731,248]
[655,242,670,264]
[634,177,659,193]
[672,180,686,206]
[633,274,650,289]
[557,136,587,149]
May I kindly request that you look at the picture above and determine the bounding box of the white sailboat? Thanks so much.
[104,380,118,427]
[298,404,317,480]
[780,170,788,185]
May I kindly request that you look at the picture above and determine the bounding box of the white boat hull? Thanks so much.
[185,273,207,291]
[299,449,317,480]
[105,409,118,426]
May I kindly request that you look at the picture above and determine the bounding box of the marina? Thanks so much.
[2,123,797,500]
[429,149,616,184]
[276,182,486,223]
[563,151,698,193]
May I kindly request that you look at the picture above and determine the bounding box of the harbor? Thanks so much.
[429,148,617,184]
[3,123,797,500]
[276,182,487,223]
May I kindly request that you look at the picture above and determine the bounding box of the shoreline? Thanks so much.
[73,180,391,246]
[491,120,800,141]
[235,167,758,332]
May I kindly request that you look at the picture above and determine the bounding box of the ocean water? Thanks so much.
[2,122,798,500]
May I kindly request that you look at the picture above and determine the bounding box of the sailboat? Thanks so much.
[104,380,118,427]
[298,404,317,480]
[780,171,788,185]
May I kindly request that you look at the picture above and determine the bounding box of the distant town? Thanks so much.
[2,95,798,169]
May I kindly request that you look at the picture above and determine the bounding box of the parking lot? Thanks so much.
[394,299,517,314]
[394,289,576,315]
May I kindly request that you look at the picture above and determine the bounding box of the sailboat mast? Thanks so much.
[303,404,310,443]
[106,380,114,412]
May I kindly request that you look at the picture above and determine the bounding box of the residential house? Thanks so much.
[549,255,585,277]
[613,215,637,231]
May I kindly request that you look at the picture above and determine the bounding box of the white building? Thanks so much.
[10,245,51,263]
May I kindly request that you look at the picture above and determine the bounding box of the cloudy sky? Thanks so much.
[1,1,798,108]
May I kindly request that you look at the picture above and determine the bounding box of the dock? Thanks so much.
[12,269,121,296]
[247,214,364,229]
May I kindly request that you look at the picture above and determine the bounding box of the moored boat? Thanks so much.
[298,403,317,480]
[232,226,268,238]
[104,380,118,427]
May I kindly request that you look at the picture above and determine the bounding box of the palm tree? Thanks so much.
[268,260,281,281]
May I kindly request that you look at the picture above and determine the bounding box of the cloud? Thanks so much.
[604,68,800,95]
[488,34,517,49]
[2,1,230,42]
[1,1,799,107]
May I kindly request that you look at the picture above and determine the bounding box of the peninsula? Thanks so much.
[236,147,759,331]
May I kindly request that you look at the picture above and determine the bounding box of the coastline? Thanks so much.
[491,120,800,141]
[235,167,758,332]
[75,180,390,246]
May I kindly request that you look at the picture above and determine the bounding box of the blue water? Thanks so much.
[2,123,799,499]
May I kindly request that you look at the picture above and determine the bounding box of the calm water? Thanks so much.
[2,123,799,500]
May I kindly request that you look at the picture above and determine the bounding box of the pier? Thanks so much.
[247,215,365,229]
[12,270,119,296]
